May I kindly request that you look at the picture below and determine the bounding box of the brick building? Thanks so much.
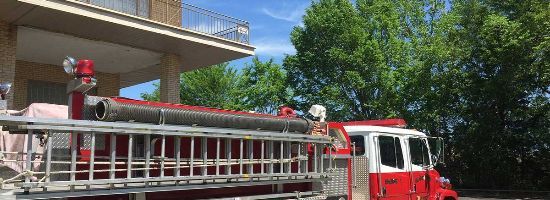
[0,0,254,110]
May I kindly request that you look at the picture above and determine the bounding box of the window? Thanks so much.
[27,80,98,107]
[378,136,404,169]
[349,135,365,156]
[329,128,348,149]
[409,138,430,166]
[27,80,68,106]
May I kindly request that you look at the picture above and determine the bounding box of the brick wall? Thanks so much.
[159,54,181,103]
[13,60,120,110]
[0,20,17,109]
[150,0,182,27]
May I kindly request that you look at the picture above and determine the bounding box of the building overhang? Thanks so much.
[1,0,255,87]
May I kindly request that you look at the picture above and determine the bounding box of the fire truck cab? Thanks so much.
[342,122,458,200]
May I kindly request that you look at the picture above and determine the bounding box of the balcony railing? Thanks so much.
[75,0,250,44]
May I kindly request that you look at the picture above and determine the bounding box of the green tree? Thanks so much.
[285,0,549,190]
[240,57,293,114]
[141,58,293,114]
[284,0,438,121]
[141,63,244,110]
[437,0,550,189]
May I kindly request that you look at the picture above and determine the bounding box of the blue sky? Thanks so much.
[120,0,311,99]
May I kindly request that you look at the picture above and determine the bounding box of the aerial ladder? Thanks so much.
[0,57,352,200]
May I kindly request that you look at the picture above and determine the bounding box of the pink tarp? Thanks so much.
[0,103,68,173]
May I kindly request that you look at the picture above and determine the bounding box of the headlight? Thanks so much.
[438,177,452,189]
[63,56,77,75]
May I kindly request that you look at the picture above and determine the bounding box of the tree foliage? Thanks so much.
[141,57,291,114]
[285,0,549,190]
[142,63,243,109]
[240,57,293,114]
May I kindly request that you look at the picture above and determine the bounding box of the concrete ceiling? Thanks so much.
[17,27,162,74]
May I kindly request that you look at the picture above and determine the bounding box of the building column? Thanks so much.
[150,0,182,27]
[0,21,16,109]
[160,54,181,104]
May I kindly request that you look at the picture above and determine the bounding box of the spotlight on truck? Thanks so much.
[0,82,12,100]
[63,56,77,75]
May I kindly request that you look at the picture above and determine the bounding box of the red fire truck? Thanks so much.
[0,57,457,200]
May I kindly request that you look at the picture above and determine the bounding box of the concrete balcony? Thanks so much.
[0,0,255,88]
[74,0,250,45]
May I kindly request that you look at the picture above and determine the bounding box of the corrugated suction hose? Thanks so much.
[95,98,315,134]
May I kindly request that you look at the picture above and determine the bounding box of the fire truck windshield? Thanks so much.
[409,138,431,167]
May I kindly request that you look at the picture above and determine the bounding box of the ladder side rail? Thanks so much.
[27,172,331,187]
[17,124,331,143]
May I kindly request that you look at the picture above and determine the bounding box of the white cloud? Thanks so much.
[253,38,296,57]
[261,3,309,23]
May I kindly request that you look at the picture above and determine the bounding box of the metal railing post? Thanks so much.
[24,129,34,193]
[70,132,77,191]
[279,141,283,174]
[260,140,265,174]
[216,138,220,176]
[174,136,181,180]
[109,133,117,188]
[248,139,253,175]
[44,131,53,192]
[144,134,151,186]
[190,137,195,177]
[313,143,318,173]
[127,134,133,181]
[239,139,244,175]
[160,135,166,178]
[297,143,301,174]
[88,132,96,190]
[352,142,357,188]
[201,137,207,178]
[225,138,231,175]
[285,141,291,174]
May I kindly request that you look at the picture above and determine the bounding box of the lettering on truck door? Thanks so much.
[374,135,411,200]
